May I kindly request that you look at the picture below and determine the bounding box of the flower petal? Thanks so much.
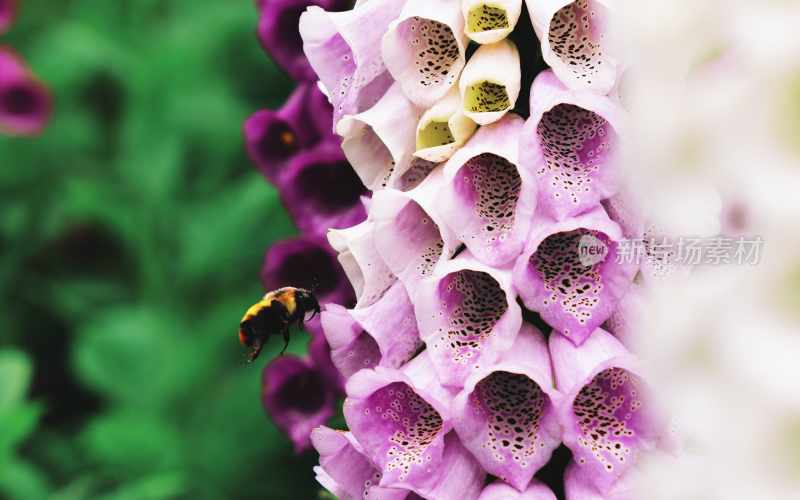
[438,114,536,267]
[328,219,397,308]
[337,83,421,191]
[309,326,347,392]
[371,168,459,291]
[550,329,666,494]
[422,432,486,500]
[525,0,619,93]
[0,49,51,136]
[262,356,337,453]
[414,250,522,388]
[0,0,16,34]
[512,206,636,345]
[520,70,624,221]
[462,0,523,44]
[564,460,636,500]
[321,281,422,378]
[453,326,562,491]
[321,303,382,378]
[300,0,403,125]
[603,282,645,349]
[279,140,368,235]
[258,0,347,81]
[478,480,558,500]
[459,39,521,125]
[342,354,457,495]
[318,431,483,500]
[382,0,469,107]
[260,236,355,307]
[414,88,477,162]
[312,426,385,500]
[244,83,330,183]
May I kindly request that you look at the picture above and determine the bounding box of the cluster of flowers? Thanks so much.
[0,0,50,135]
[267,0,682,498]
[246,0,372,453]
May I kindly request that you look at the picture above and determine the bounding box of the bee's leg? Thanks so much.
[279,327,291,355]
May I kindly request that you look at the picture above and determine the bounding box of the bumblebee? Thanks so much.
[238,287,320,362]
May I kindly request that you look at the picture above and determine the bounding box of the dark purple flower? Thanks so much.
[0,0,16,34]
[279,140,368,237]
[257,0,348,82]
[0,48,51,136]
[260,235,355,307]
[262,355,338,453]
[244,83,331,183]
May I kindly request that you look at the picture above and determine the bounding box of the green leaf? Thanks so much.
[0,350,33,409]
[0,459,51,500]
[72,306,201,408]
[0,403,43,454]
[79,411,184,478]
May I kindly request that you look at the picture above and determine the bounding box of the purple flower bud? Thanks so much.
[0,48,51,136]
[0,0,16,34]
[257,0,348,82]
[260,236,355,307]
[279,140,368,237]
[262,355,338,453]
[244,83,331,183]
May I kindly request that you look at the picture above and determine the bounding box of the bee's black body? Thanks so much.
[238,287,320,362]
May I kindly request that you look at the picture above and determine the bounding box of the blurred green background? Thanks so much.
[0,1,322,498]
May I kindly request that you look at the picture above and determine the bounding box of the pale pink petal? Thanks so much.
[453,326,562,491]
[414,251,522,388]
[328,219,397,308]
[337,83,421,191]
[550,330,667,494]
[512,206,636,345]
[520,70,625,221]
[438,114,536,267]
[382,0,469,107]
[321,281,422,378]
[524,0,620,94]
[479,480,558,500]
[299,0,404,126]
[372,168,459,292]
